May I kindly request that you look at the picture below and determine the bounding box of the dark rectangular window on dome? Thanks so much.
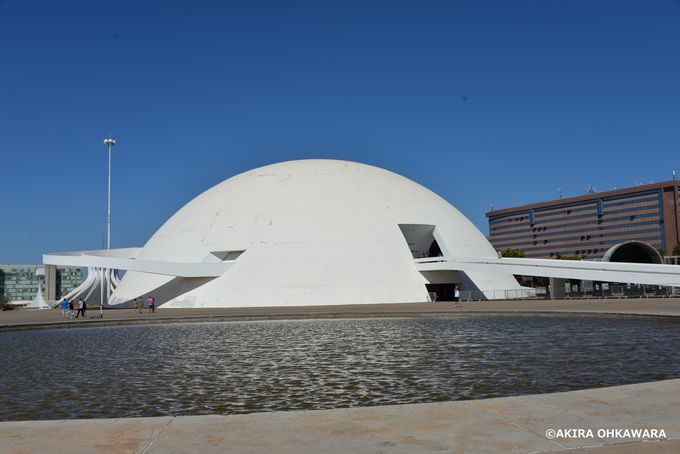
[209,250,245,261]
[398,224,441,258]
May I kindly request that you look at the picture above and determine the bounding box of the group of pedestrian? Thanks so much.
[59,297,87,319]
[133,296,156,313]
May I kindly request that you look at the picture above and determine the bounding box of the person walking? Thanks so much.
[68,299,75,318]
[60,298,69,318]
[81,298,87,318]
[134,297,142,314]
[453,286,462,308]
[147,296,155,313]
[75,298,85,318]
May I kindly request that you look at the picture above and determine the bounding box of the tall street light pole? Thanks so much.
[102,137,116,312]
[104,137,116,250]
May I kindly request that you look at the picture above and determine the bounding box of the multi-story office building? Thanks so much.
[487,180,680,260]
[0,265,82,301]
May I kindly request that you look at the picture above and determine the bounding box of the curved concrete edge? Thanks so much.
[0,311,680,332]
[3,299,680,332]
[1,379,679,453]
[2,310,680,333]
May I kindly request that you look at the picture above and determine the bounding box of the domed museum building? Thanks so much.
[109,160,523,307]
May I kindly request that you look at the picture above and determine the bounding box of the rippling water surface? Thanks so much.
[2,316,680,421]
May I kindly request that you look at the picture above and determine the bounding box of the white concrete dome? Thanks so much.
[110,159,521,307]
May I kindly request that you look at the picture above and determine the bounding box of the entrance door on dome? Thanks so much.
[425,283,456,301]
[398,224,443,258]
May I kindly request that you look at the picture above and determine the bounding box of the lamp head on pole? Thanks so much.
[104,137,116,147]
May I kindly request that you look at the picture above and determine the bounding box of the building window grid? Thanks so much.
[511,235,662,255]
[488,219,661,243]
[491,228,662,249]
[491,207,658,232]
[490,210,660,235]
[491,221,661,243]
[0,266,83,301]
[488,187,674,259]
[489,194,660,225]
[602,195,659,208]
[534,205,598,219]
[600,188,660,202]
[491,226,663,249]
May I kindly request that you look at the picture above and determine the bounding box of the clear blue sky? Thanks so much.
[1,0,679,263]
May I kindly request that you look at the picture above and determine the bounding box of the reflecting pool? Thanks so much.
[2,316,679,421]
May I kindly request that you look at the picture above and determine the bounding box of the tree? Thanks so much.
[557,255,581,260]
[673,244,680,257]
[501,248,525,258]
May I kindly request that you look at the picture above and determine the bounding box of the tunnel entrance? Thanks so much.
[602,241,663,264]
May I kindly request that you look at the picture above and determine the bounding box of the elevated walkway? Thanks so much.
[416,256,680,287]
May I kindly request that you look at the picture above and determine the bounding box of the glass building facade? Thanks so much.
[0,265,83,301]
[487,181,680,260]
